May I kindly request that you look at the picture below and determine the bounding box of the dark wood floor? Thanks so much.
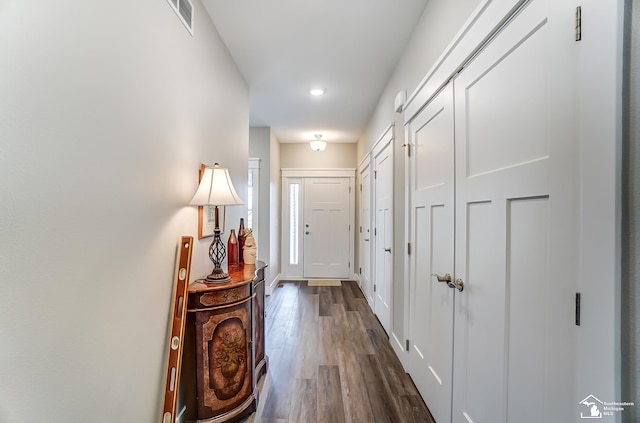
[240,281,435,423]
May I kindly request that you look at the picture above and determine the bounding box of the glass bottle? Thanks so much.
[238,218,246,263]
[227,229,238,266]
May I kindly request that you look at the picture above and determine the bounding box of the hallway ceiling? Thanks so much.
[202,0,428,145]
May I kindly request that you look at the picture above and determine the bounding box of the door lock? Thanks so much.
[452,278,464,292]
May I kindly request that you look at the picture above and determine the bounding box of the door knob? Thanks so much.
[305,231,310,235]
[452,278,464,292]
[431,273,452,283]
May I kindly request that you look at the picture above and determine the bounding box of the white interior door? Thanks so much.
[303,177,351,279]
[406,83,455,423]
[359,162,374,306]
[451,0,576,421]
[373,141,393,334]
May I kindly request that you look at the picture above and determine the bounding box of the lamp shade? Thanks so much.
[189,163,244,206]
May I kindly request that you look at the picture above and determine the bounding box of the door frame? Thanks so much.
[280,168,356,280]
[357,154,374,307]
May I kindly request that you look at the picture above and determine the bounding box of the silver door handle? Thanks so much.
[431,273,452,283]
[384,247,391,253]
[364,238,370,241]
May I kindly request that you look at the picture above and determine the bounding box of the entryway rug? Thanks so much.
[307,279,342,287]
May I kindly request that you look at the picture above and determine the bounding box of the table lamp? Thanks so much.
[189,163,244,282]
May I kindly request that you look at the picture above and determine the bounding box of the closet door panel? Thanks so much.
[505,196,550,422]
[406,84,455,423]
[452,0,576,422]
[373,140,394,333]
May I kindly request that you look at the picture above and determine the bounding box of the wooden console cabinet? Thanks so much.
[182,262,267,423]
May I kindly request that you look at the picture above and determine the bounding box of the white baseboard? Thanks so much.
[265,272,281,296]
[175,405,186,423]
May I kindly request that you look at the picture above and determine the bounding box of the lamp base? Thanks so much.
[204,267,231,283]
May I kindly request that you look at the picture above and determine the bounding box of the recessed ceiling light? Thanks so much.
[310,88,324,96]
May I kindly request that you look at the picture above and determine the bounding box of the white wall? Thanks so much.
[250,128,271,270]
[249,127,281,292]
[0,1,248,422]
[269,130,282,291]
[356,0,482,354]
[280,142,357,169]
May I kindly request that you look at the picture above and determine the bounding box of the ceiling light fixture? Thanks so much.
[310,88,324,96]
[310,134,327,151]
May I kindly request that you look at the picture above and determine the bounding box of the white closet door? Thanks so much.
[373,140,394,334]
[406,83,455,423]
[451,0,577,421]
[303,177,351,279]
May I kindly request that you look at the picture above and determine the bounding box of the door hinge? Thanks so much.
[374,284,377,292]
[407,144,412,157]
[575,6,582,41]
[349,224,351,231]
[359,267,362,274]
[405,339,410,351]
[374,228,377,236]
[349,186,352,194]
[374,170,377,178]
[359,225,362,233]
[408,243,411,255]
[349,261,351,268]
[360,183,362,192]
[575,292,581,326]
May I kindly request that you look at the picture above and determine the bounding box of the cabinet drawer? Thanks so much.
[188,284,251,309]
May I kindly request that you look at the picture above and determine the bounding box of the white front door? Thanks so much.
[373,140,393,334]
[406,83,455,423]
[359,162,374,306]
[451,0,576,421]
[303,177,351,279]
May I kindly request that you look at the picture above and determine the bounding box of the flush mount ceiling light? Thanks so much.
[309,88,325,96]
[309,134,327,151]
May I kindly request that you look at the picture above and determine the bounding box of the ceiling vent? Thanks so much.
[166,0,194,35]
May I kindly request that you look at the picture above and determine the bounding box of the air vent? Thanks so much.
[166,0,194,35]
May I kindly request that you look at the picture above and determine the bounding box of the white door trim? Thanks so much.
[282,168,356,178]
[358,156,374,307]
